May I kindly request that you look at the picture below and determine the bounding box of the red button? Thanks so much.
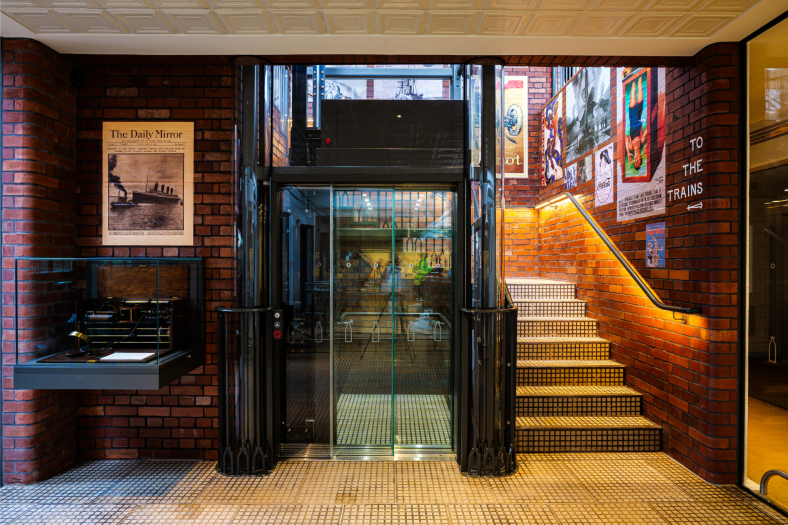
[273,330,282,339]
[325,138,331,145]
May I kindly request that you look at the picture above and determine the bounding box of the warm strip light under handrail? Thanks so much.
[539,192,702,317]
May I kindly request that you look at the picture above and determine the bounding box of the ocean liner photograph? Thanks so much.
[107,153,185,231]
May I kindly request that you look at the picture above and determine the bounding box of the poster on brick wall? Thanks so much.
[646,222,666,268]
[102,122,194,246]
[504,76,528,177]
[566,67,611,164]
[595,143,615,207]
[542,93,564,185]
[616,67,666,222]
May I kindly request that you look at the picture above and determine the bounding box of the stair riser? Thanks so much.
[517,395,642,417]
[509,283,575,300]
[518,342,609,361]
[516,301,586,318]
[518,320,597,338]
[517,367,625,386]
[516,428,661,453]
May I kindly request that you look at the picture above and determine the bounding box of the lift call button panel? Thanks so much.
[273,310,283,340]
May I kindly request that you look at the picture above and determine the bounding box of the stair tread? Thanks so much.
[519,317,597,322]
[517,359,624,368]
[516,416,660,430]
[516,386,641,397]
[518,336,609,344]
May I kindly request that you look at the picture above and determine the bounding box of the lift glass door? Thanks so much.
[332,188,455,454]
[280,185,455,457]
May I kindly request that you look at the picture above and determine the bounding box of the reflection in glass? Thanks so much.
[748,17,788,509]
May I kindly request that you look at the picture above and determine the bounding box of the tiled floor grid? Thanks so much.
[0,454,785,524]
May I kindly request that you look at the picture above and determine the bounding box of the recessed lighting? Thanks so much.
[397,115,401,118]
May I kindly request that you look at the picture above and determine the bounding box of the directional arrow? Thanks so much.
[688,202,703,211]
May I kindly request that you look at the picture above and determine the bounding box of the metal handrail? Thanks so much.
[562,192,702,316]
[761,469,788,496]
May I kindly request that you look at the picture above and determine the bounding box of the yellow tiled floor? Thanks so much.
[0,453,784,524]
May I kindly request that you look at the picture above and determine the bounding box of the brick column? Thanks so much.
[1,38,78,483]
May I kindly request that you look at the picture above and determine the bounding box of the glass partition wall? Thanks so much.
[279,186,455,457]
[747,16,788,509]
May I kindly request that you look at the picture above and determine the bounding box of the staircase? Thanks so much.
[508,278,661,453]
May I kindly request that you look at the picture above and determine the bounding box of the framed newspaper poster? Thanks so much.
[102,122,194,246]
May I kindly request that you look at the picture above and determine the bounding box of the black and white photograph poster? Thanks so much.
[102,122,194,246]
[565,67,611,164]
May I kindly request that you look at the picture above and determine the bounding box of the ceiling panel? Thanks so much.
[213,8,273,32]
[482,0,540,9]
[642,0,707,11]
[539,0,596,10]
[590,0,650,9]
[161,8,228,32]
[111,8,177,32]
[270,8,325,32]
[476,11,530,35]
[669,11,736,37]
[323,9,374,33]
[571,11,631,36]
[0,0,47,7]
[204,0,264,8]
[428,0,483,10]
[426,11,478,33]
[376,10,426,34]
[92,0,155,7]
[697,0,759,11]
[0,0,771,44]
[54,7,129,31]
[2,8,77,31]
[619,11,684,37]
[523,10,580,35]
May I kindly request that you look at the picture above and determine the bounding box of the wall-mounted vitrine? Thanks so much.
[13,257,204,390]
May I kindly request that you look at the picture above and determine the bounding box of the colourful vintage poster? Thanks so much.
[616,67,666,221]
[565,67,611,164]
[595,143,615,207]
[646,222,666,268]
[504,76,528,177]
[542,93,564,185]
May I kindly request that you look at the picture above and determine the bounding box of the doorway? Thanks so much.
[278,186,455,457]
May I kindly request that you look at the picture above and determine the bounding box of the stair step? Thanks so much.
[517,317,598,338]
[515,416,661,452]
[515,299,586,318]
[516,360,625,386]
[516,386,642,417]
[507,278,576,300]
[518,336,610,360]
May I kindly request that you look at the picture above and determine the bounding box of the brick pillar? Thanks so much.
[1,39,78,483]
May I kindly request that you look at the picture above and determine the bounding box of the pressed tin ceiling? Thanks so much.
[0,0,787,56]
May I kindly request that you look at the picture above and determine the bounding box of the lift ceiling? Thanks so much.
[1,0,786,57]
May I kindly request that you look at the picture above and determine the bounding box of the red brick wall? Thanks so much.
[73,63,238,460]
[1,38,78,483]
[506,43,740,483]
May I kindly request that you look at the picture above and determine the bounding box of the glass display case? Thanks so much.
[13,257,204,390]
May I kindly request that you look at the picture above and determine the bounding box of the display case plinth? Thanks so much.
[13,348,205,390]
